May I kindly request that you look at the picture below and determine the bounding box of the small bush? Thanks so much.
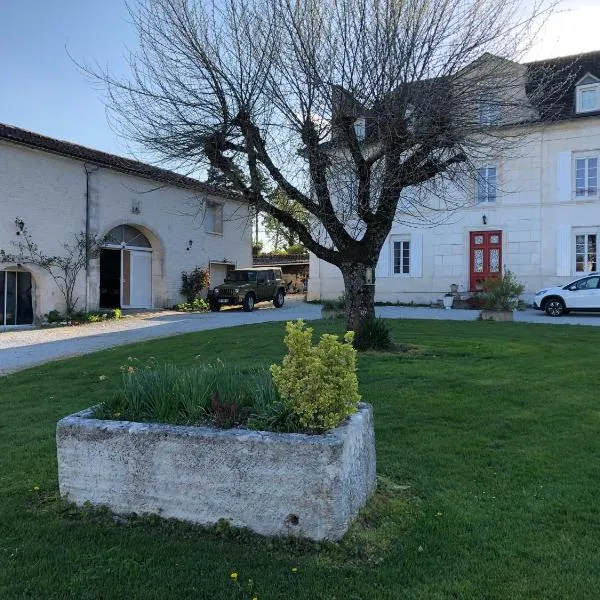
[45,309,122,324]
[353,317,394,352]
[270,320,360,433]
[46,310,64,323]
[176,298,209,312]
[180,267,210,303]
[481,269,525,311]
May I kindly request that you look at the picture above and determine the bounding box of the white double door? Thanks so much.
[122,249,152,309]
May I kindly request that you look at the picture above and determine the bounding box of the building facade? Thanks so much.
[307,52,600,305]
[0,124,251,325]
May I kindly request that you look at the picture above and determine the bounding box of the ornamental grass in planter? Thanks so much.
[479,269,525,322]
[57,321,376,540]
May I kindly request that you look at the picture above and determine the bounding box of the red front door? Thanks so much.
[469,231,502,291]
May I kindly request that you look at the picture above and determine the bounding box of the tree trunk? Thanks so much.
[340,262,376,332]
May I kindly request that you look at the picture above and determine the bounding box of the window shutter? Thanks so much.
[555,227,571,276]
[375,239,389,278]
[556,152,571,202]
[410,232,423,278]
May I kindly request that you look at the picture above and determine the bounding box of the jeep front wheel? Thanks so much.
[242,293,255,312]
[273,290,285,308]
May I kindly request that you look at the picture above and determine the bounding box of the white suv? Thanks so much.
[533,274,600,316]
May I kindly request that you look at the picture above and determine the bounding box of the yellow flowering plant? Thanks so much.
[270,320,361,432]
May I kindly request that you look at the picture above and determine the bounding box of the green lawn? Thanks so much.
[1,319,599,599]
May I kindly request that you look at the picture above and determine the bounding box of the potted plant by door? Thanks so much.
[479,269,525,321]
[442,293,454,309]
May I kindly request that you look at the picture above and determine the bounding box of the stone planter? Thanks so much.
[321,307,345,319]
[479,309,514,321]
[442,295,454,309]
[57,404,376,541]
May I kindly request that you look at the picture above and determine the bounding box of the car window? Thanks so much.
[225,271,256,282]
[256,271,267,284]
[575,276,600,290]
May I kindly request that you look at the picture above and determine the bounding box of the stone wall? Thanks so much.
[57,404,376,541]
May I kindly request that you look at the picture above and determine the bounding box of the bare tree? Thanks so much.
[96,0,563,331]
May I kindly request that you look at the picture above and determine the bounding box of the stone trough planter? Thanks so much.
[479,309,514,322]
[57,403,376,541]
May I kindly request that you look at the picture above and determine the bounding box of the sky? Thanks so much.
[1,0,600,159]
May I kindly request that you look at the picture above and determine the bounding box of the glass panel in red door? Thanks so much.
[470,231,502,291]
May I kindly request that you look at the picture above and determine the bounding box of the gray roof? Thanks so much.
[0,122,242,200]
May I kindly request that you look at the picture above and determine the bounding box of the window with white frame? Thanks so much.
[575,74,600,113]
[353,117,366,141]
[476,166,497,203]
[575,156,598,198]
[575,232,597,273]
[392,237,410,275]
[205,202,223,234]
[478,95,500,125]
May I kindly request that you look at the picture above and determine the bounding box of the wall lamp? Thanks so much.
[186,240,193,251]
[482,214,487,225]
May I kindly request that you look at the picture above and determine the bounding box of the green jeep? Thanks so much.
[208,267,286,312]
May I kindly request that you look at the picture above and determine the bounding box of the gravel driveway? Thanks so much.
[2,298,600,376]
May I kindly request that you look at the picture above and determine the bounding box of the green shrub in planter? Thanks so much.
[481,269,525,311]
[270,320,360,432]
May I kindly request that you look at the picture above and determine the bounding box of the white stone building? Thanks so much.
[0,124,251,325]
[308,51,600,304]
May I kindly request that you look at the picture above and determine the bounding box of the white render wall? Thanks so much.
[308,117,600,304]
[0,140,251,320]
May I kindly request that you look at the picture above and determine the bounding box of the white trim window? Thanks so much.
[392,237,410,275]
[478,95,500,125]
[476,166,497,203]
[574,156,598,198]
[575,232,597,273]
[575,74,600,113]
[353,117,366,141]
[205,202,223,234]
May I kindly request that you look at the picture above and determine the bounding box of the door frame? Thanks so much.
[102,244,153,309]
[1,269,34,327]
[469,230,503,291]
[120,247,153,309]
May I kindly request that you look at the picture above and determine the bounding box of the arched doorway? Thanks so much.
[100,225,153,309]
[1,269,33,326]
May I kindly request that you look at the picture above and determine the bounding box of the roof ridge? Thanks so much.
[0,122,242,200]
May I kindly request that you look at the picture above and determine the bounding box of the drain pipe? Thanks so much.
[84,163,100,311]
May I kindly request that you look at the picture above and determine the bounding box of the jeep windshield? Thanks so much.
[224,271,257,282]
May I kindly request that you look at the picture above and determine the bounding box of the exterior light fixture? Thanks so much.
[482,214,487,225]
[186,240,193,251]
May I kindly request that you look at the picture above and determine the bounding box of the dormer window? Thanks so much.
[353,117,366,141]
[576,74,600,114]
[479,94,500,125]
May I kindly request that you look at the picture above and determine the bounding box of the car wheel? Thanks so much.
[545,298,565,317]
[273,290,285,308]
[242,293,255,312]
[209,299,221,312]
